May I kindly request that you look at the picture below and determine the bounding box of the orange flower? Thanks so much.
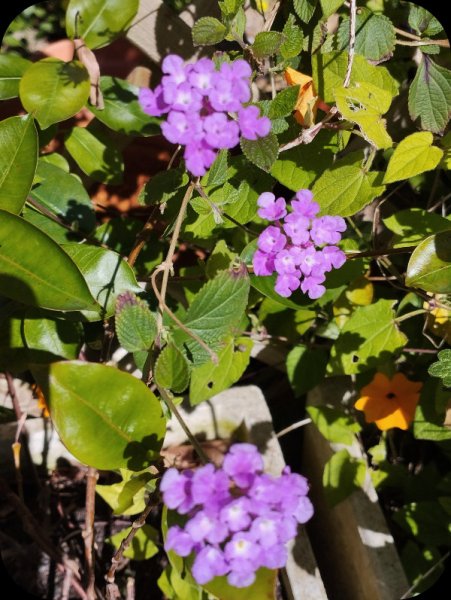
[33,384,50,418]
[354,373,422,431]
[284,67,319,127]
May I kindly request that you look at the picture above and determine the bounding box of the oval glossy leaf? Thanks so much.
[23,310,82,360]
[30,160,96,233]
[19,58,90,129]
[62,243,142,319]
[66,0,139,49]
[0,210,98,311]
[89,76,160,136]
[406,232,451,293]
[0,114,38,214]
[65,125,123,184]
[46,361,166,470]
[0,54,31,99]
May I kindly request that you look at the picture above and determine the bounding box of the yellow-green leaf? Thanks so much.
[384,132,444,184]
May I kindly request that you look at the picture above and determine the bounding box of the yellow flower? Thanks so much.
[354,372,422,431]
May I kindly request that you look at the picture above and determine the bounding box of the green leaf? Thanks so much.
[0,210,97,311]
[23,311,82,360]
[115,293,157,352]
[240,132,279,172]
[405,232,451,294]
[252,31,284,58]
[189,337,252,405]
[280,14,303,59]
[19,58,90,129]
[62,243,142,319]
[155,343,191,393]
[393,502,451,546]
[286,345,328,396]
[30,161,96,234]
[44,361,165,470]
[408,55,451,134]
[40,152,70,172]
[328,299,407,374]
[384,132,443,184]
[312,152,385,216]
[313,51,399,105]
[271,129,347,191]
[337,8,395,63]
[64,125,123,185]
[204,569,278,600]
[429,350,451,387]
[293,0,317,23]
[66,0,139,49]
[414,379,451,441]
[96,470,152,515]
[206,240,236,279]
[176,267,250,361]
[138,168,189,206]
[109,524,159,560]
[408,5,444,36]
[0,115,38,214]
[383,208,451,248]
[307,405,361,445]
[268,85,300,119]
[89,76,160,136]
[203,150,229,187]
[323,449,367,506]
[192,17,227,46]
[320,0,344,19]
[0,54,31,100]
[334,82,393,148]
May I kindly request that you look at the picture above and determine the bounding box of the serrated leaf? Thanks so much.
[312,152,385,216]
[62,243,141,319]
[286,345,328,396]
[313,51,399,105]
[408,54,451,134]
[66,0,139,49]
[240,132,279,172]
[337,8,395,63]
[280,14,303,59]
[334,82,393,149]
[206,240,236,278]
[0,54,31,100]
[19,59,90,129]
[189,337,252,405]
[155,343,190,393]
[192,17,227,46]
[307,405,361,445]
[405,232,451,294]
[252,31,284,58]
[408,5,444,36]
[0,115,38,214]
[202,150,229,187]
[139,168,189,206]
[30,160,96,234]
[413,379,451,441]
[65,125,123,185]
[328,299,407,374]
[43,361,166,470]
[0,210,97,311]
[383,209,451,248]
[268,85,300,119]
[109,524,159,560]
[429,350,451,387]
[293,0,317,23]
[115,294,157,352]
[384,132,443,184]
[323,449,367,506]
[320,0,344,18]
[89,76,160,136]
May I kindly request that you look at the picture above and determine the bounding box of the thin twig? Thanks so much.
[167,145,182,170]
[345,245,416,259]
[343,0,357,88]
[400,551,451,599]
[279,106,339,152]
[127,208,157,268]
[394,26,422,41]
[395,38,449,48]
[276,418,312,438]
[263,0,280,32]
[84,467,98,600]
[157,386,209,464]
[395,309,428,324]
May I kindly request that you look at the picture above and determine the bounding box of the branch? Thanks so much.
[84,467,98,600]
[343,0,357,88]
[396,38,450,47]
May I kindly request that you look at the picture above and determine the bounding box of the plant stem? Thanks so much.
[84,467,98,600]
[343,0,357,88]
[395,309,428,323]
[276,418,312,438]
[395,38,449,47]
[345,245,416,259]
[157,386,209,464]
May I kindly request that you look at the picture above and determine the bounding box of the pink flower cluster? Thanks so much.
[161,443,313,588]
[253,189,347,299]
[139,55,271,176]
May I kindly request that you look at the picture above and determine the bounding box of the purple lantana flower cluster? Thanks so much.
[161,443,313,588]
[138,55,270,176]
[253,189,347,299]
